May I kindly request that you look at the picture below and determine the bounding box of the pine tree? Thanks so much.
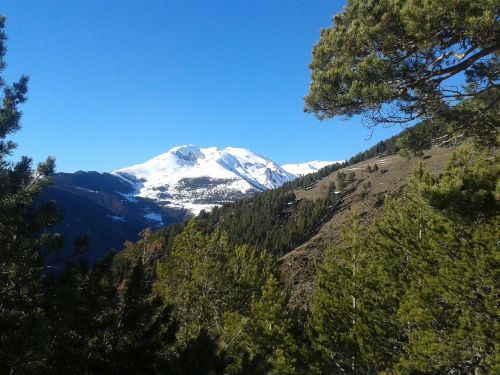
[153,220,275,344]
[304,0,499,142]
[388,147,499,374]
[0,15,61,373]
[308,145,498,374]
[41,257,119,374]
[42,254,179,374]
[308,217,387,374]
[396,127,433,158]
[109,261,178,374]
[246,275,298,375]
[172,328,229,375]
[347,171,356,184]
[337,171,347,190]
[416,147,498,220]
[364,147,497,373]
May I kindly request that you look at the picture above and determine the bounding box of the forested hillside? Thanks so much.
[1,1,498,374]
[43,171,186,267]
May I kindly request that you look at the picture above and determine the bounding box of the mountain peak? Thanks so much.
[170,145,205,162]
[112,145,299,214]
[111,145,341,214]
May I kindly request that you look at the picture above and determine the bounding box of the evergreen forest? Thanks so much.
[1,1,498,374]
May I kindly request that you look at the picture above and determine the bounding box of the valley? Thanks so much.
[2,0,497,372]
[45,145,340,266]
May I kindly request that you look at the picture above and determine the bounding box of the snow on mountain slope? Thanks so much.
[281,160,343,177]
[112,145,296,214]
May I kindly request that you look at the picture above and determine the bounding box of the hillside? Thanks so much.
[106,122,497,375]
[280,146,457,309]
[44,171,186,266]
[116,128,457,294]
[3,0,498,372]
[44,147,337,267]
[190,125,434,257]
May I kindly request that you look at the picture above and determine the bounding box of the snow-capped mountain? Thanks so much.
[112,145,297,214]
[45,145,340,264]
[282,160,343,177]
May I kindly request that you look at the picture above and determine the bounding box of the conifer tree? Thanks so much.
[308,218,389,374]
[172,328,228,375]
[305,0,499,139]
[110,262,177,374]
[416,147,498,220]
[42,254,179,374]
[388,147,499,374]
[154,220,274,344]
[309,145,498,374]
[375,148,496,373]
[246,275,298,375]
[0,15,60,373]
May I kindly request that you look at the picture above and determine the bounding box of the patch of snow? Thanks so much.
[282,160,343,177]
[375,156,399,164]
[76,187,99,193]
[182,202,221,215]
[107,215,127,222]
[118,192,138,203]
[144,212,163,225]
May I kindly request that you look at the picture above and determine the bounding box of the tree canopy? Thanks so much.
[309,148,499,374]
[304,0,499,132]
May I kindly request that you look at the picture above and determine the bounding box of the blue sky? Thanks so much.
[2,0,402,172]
